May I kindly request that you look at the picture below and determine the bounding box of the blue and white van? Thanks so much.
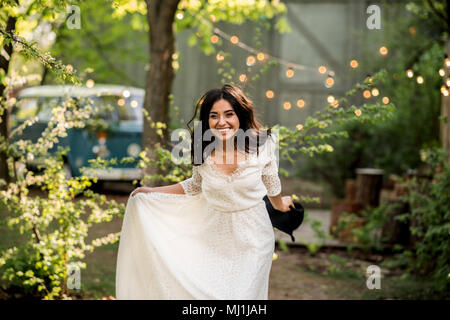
[11,84,145,181]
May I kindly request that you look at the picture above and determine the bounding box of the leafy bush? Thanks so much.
[0,97,125,299]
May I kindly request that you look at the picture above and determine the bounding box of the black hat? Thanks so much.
[263,195,304,242]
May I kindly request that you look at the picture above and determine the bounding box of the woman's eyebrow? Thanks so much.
[210,109,234,114]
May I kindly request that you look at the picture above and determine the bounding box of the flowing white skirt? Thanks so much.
[115,192,275,300]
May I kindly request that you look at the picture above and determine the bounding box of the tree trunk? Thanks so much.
[442,39,450,163]
[142,0,180,187]
[0,15,17,188]
[443,1,450,163]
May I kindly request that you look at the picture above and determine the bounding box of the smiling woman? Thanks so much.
[116,84,295,300]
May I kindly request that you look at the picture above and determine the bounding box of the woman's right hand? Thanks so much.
[131,187,154,197]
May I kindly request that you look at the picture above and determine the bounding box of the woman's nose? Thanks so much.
[217,116,226,125]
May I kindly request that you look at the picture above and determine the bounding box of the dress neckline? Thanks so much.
[206,150,256,179]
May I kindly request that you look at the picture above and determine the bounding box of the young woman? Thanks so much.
[115,84,294,299]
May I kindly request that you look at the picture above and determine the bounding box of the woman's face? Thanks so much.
[208,99,240,141]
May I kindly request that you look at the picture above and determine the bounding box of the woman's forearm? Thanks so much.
[150,183,185,194]
[268,193,283,210]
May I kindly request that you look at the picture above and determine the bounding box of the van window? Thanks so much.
[86,95,143,122]
[12,97,61,123]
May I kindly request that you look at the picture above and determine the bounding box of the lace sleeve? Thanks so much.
[179,165,202,195]
[262,137,282,197]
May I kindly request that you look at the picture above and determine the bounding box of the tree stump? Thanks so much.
[380,200,410,246]
[355,168,384,209]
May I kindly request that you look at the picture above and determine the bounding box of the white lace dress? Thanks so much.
[115,136,282,300]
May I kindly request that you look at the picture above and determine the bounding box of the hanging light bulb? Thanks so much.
[246,55,256,66]
[286,68,294,78]
[283,102,291,110]
[176,12,184,20]
[327,95,335,103]
[331,100,339,108]
[266,90,274,99]
[355,109,362,116]
[446,58,450,67]
[371,88,379,96]
[216,53,224,61]
[296,99,305,108]
[211,35,219,43]
[230,36,239,44]
[296,124,303,131]
[239,74,247,82]
[318,65,327,74]
[382,97,390,104]
[257,52,265,61]
[406,69,414,78]
[439,69,445,77]
[417,76,424,84]
[441,85,449,96]
[379,46,388,55]
[325,77,334,88]
[350,60,359,68]
[446,78,450,87]
[363,90,371,99]
[86,79,95,88]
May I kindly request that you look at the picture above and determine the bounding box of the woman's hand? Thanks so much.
[131,187,154,197]
[275,196,295,212]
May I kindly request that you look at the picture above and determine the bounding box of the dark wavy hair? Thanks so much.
[186,84,271,165]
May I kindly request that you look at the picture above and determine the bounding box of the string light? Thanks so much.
[318,66,327,74]
[406,69,414,78]
[439,69,445,77]
[286,68,294,78]
[283,101,291,110]
[441,85,449,96]
[266,90,274,99]
[176,12,184,20]
[296,99,305,108]
[130,100,138,108]
[246,55,256,66]
[446,78,450,87]
[327,95,335,103]
[379,46,388,55]
[371,88,379,96]
[230,36,239,44]
[117,98,125,106]
[122,90,131,98]
[355,109,362,116]
[296,124,303,131]
[86,79,95,88]
[239,74,247,82]
[417,76,424,84]
[446,58,450,67]
[382,97,389,104]
[172,53,178,60]
[325,77,334,88]
[363,90,371,99]
[350,60,358,68]
[257,52,265,61]
[216,53,225,61]
[331,100,339,108]
[211,35,219,43]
